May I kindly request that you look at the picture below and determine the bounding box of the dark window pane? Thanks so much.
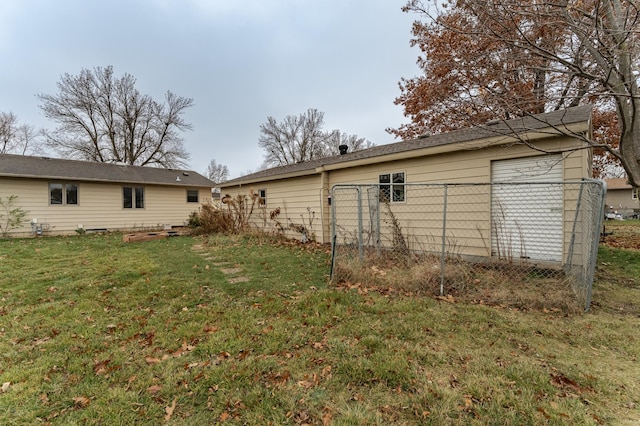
[379,174,390,202]
[187,190,199,203]
[49,183,63,205]
[123,187,133,208]
[66,184,78,205]
[135,187,144,209]
[258,189,266,206]
[392,172,405,202]
[393,185,405,202]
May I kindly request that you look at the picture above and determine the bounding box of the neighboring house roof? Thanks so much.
[605,178,633,190]
[0,154,215,187]
[222,105,592,186]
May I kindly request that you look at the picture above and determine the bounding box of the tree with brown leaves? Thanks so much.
[391,0,639,184]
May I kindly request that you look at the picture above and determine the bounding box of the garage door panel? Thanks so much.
[491,156,563,262]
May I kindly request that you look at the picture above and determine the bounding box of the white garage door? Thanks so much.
[491,155,563,262]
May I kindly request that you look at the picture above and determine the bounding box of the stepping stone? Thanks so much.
[228,276,250,284]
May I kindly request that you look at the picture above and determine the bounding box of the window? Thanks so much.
[187,189,199,203]
[379,172,405,203]
[258,189,267,207]
[633,188,639,200]
[49,183,78,205]
[123,186,144,209]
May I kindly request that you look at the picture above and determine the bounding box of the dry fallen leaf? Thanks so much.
[297,380,314,389]
[145,356,161,365]
[147,384,162,394]
[164,398,177,421]
[220,411,231,422]
[1,382,10,393]
[73,396,91,407]
[322,412,332,426]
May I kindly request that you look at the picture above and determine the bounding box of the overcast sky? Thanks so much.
[0,0,420,178]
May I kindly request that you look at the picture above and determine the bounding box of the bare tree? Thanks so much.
[394,0,640,186]
[322,130,376,157]
[0,112,40,155]
[259,108,374,167]
[37,66,193,168]
[205,159,229,193]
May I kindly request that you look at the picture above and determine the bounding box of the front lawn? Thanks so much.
[0,233,638,425]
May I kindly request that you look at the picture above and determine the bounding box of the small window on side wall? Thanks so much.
[123,186,144,209]
[258,189,267,207]
[633,188,639,200]
[379,172,405,203]
[49,182,78,205]
[187,190,199,203]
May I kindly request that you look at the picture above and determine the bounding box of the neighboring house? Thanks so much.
[0,154,215,237]
[604,178,640,219]
[219,106,594,249]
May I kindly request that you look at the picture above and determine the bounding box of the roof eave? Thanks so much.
[222,120,590,185]
[0,173,213,187]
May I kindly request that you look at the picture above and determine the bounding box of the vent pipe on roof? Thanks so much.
[339,144,348,155]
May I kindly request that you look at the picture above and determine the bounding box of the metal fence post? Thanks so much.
[584,180,606,311]
[566,182,585,272]
[357,187,363,261]
[440,184,448,296]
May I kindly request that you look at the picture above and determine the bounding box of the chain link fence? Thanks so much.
[330,180,605,312]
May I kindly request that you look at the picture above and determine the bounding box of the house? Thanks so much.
[604,178,639,219]
[219,106,594,256]
[0,154,215,237]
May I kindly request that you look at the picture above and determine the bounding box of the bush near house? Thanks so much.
[0,195,28,237]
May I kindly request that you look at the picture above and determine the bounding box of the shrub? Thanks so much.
[0,195,29,237]
[199,202,234,234]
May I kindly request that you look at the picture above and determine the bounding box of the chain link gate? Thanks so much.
[330,180,605,311]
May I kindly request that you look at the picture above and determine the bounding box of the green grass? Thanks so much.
[0,232,639,425]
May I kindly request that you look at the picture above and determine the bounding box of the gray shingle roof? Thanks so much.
[223,105,592,186]
[0,154,215,187]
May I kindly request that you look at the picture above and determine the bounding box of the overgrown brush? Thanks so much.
[332,250,581,312]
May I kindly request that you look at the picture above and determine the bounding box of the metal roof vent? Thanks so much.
[339,144,348,155]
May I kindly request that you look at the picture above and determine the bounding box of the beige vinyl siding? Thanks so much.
[222,175,326,241]
[326,137,590,260]
[1,177,211,237]
[219,134,590,249]
[327,136,586,187]
[606,189,639,209]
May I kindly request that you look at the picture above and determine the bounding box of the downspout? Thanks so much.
[320,171,330,244]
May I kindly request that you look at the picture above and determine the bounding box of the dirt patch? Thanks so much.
[601,221,640,250]
[228,276,250,284]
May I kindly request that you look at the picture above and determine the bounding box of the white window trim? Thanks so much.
[48,182,79,206]
[258,189,267,207]
[379,171,406,203]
